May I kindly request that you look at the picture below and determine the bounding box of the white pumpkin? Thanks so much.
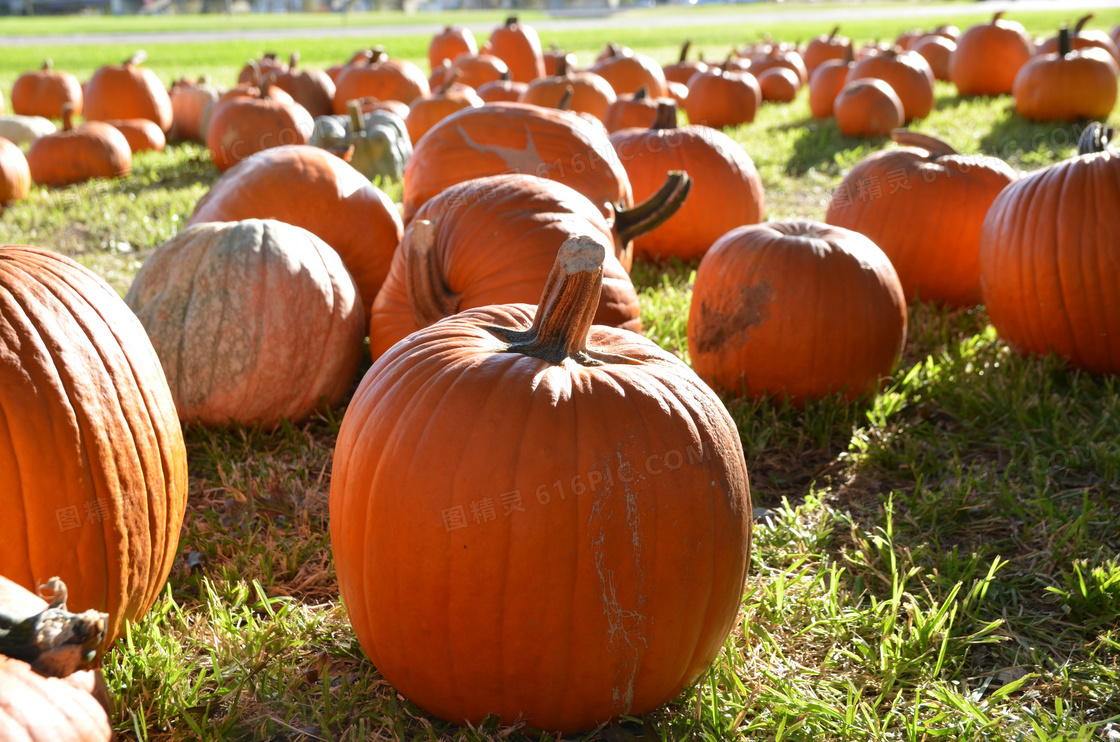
[0,115,57,145]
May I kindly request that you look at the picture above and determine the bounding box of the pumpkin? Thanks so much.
[978,123,1120,374]
[603,87,660,133]
[932,25,961,42]
[327,48,376,83]
[27,105,131,187]
[858,40,892,60]
[402,102,633,224]
[237,52,286,84]
[310,101,412,182]
[746,46,809,85]
[591,44,669,97]
[0,114,56,145]
[0,137,31,206]
[270,52,337,118]
[406,76,483,145]
[911,35,956,81]
[543,44,577,77]
[520,55,616,120]
[1112,23,1120,50]
[950,12,1035,96]
[688,220,906,402]
[834,78,904,138]
[83,50,173,133]
[367,173,684,357]
[430,25,478,71]
[332,236,752,734]
[683,67,761,128]
[333,49,430,110]
[127,220,364,428]
[808,51,853,118]
[105,118,166,153]
[485,16,545,83]
[757,67,800,103]
[1013,26,1119,122]
[354,95,411,120]
[825,130,1016,306]
[845,48,934,122]
[1037,14,1120,64]
[666,80,689,106]
[428,59,452,91]
[662,39,709,85]
[476,79,527,103]
[0,245,188,647]
[206,81,314,171]
[804,26,852,73]
[188,144,402,324]
[610,101,764,261]
[10,59,83,119]
[168,77,220,142]
[894,30,923,50]
[449,53,511,90]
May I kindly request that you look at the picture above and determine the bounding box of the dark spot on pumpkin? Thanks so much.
[694,281,772,354]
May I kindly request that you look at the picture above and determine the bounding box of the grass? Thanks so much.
[3,8,1120,742]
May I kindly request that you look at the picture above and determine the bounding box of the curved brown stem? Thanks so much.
[828,25,840,41]
[615,170,692,244]
[437,68,462,95]
[1079,122,1114,155]
[485,236,605,366]
[0,578,106,678]
[1074,14,1093,35]
[650,99,678,130]
[1058,26,1072,57]
[890,129,958,157]
[556,85,574,111]
[405,220,460,328]
[679,39,692,63]
[125,50,147,66]
[991,11,1005,23]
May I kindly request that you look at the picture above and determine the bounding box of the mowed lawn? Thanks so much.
[2,4,1120,740]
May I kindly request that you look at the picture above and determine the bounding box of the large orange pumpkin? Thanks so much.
[476,79,527,103]
[757,67,800,103]
[746,46,809,85]
[520,55,616,120]
[979,123,1120,374]
[402,102,633,223]
[10,59,84,119]
[270,52,336,118]
[333,49,430,110]
[0,245,188,648]
[825,130,1016,306]
[205,82,314,171]
[603,87,660,133]
[429,25,478,71]
[0,137,31,205]
[27,105,132,187]
[83,51,173,133]
[845,47,934,122]
[406,77,483,145]
[610,101,764,261]
[485,16,545,83]
[126,219,365,428]
[1037,14,1120,64]
[332,236,752,734]
[950,12,1035,96]
[1013,26,1119,122]
[449,53,510,90]
[591,44,670,97]
[368,174,665,359]
[911,34,956,81]
[804,26,852,73]
[168,77,220,142]
[688,221,907,402]
[188,145,401,324]
[683,67,761,128]
[834,78,904,138]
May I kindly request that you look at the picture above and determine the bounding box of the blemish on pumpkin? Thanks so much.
[455,122,544,175]
[694,280,772,354]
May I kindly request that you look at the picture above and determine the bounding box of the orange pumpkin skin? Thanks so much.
[126,220,364,428]
[845,48,934,122]
[334,53,430,110]
[746,48,809,85]
[826,131,1016,306]
[519,64,617,120]
[610,107,765,261]
[591,46,670,97]
[168,78,220,142]
[10,60,83,119]
[979,129,1120,374]
[105,118,166,153]
[0,245,188,647]
[808,58,852,118]
[662,40,708,86]
[402,102,633,224]
[804,27,852,74]
[834,79,904,138]
[355,95,411,120]
[950,12,1035,96]
[688,221,907,402]
[0,136,31,205]
[1037,16,1120,64]
[430,25,478,71]
[271,52,337,118]
[912,35,956,81]
[449,53,510,90]
[333,240,752,734]
[757,67,800,103]
[205,94,314,172]
[476,79,528,103]
[188,145,401,325]
[684,68,761,129]
[27,116,132,187]
[1012,32,1119,122]
[603,88,660,133]
[83,52,173,133]
[370,175,641,360]
[406,83,483,145]
[486,16,545,83]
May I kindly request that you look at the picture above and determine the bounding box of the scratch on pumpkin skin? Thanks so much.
[455,123,545,176]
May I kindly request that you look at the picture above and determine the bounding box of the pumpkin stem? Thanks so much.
[125,50,147,67]
[61,102,75,131]
[679,39,692,63]
[844,44,854,64]
[614,170,692,245]
[1058,25,1072,57]
[246,58,262,86]
[633,86,648,100]
[650,99,678,130]
[405,220,460,328]
[41,58,53,71]
[890,129,958,157]
[0,577,107,678]
[556,85,574,111]
[605,43,621,58]
[370,47,389,64]
[1074,14,1093,35]
[828,25,840,41]
[501,69,512,82]
[437,68,462,95]
[486,236,606,366]
[1078,122,1114,155]
[347,99,365,133]
[289,51,300,70]
[555,53,569,78]
[505,15,518,26]
[991,11,1005,23]
[350,48,374,65]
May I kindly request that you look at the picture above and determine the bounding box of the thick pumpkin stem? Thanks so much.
[634,86,649,100]
[347,99,365,133]
[246,58,261,86]
[0,578,107,678]
[615,170,692,244]
[991,11,1005,23]
[555,53,570,78]
[1074,14,1093,35]
[650,100,678,130]
[505,15,518,26]
[679,39,692,63]
[487,236,605,366]
[828,25,840,41]
[890,129,958,157]
[41,58,52,71]
[437,69,462,96]
[350,48,374,65]
[289,51,300,70]
[370,47,389,64]
[405,220,461,328]
[125,50,147,66]
[61,102,75,131]
[557,85,574,111]
[1078,122,1114,155]
[1058,26,1072,57]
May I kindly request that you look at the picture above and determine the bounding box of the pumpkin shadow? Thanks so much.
[977,109,1091,163]
[787,117,891,176]
[120,142,220,196]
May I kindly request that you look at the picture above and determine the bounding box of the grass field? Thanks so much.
[3,4,1120,741]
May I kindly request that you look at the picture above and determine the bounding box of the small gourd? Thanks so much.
[310,99,411,181]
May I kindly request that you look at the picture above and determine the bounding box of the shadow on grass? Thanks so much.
[787,116,891,176]
[978,108,1092,164]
